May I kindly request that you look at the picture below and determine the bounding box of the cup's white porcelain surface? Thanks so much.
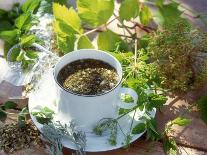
[54,49,137,130]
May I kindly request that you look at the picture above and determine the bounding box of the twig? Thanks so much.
[83,17,118,36]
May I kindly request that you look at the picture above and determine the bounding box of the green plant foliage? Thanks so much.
[18,107,29,128]
[53,3,83,34]
[0,0,40,69]
[77,35,94,49]
[139,6,152,25]
[77,0,114,27]
[154,1,183,26]
[132,123,145,134]
[21,0,41,13]
[97,29,127,51]
[196,96,207,124]
[148,20,207,94]
[1,101,17,110]
[120,94,134,103]
[163,137,177,155]
[0,29,20,44]
[0,101,17,121]
[119,0,139,21]
[32,107,55,124]
[20,34,37,46]
[171,117,191,126]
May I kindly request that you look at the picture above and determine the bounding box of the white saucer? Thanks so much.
[28,70,156,152]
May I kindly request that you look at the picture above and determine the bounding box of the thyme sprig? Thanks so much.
[42,121,86,155]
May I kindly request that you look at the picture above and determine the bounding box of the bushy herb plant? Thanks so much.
[148,20,207,94]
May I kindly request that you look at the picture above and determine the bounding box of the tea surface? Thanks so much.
[57,59,119,95]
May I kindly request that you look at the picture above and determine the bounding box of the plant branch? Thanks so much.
[83,17,118,36]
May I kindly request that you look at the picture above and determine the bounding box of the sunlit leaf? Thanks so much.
[77,35,94,49]
[0,29,19,44]
[97,29,127,51]
[154,1,183,26]
[163,137,177,155]
[139,6,152,25]
[53,3,83,33]
[15,13,32,30]
[21,0,41,13]
[119,0,139,21]
[20,35,36,46]
[77,0,114,27]
[172,117,191,126]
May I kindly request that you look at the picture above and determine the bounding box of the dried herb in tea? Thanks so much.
[57,59,119,95]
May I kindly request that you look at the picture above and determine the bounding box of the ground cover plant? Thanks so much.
[0,0,207,155]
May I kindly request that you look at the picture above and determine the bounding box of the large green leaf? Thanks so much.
[53,3,83,34]
[20,34,36,46]
[77,0,114,27]
[139,6,152,25]
[97,29,126,51]
[77,35,94,49]
[132,123,146,134]
[57,34,76,53]
[15,13,32,30]
[119,0,139,21]
[0,29,19,44]
[25,50,38,59]
[154,1,183,26]
[21,0,41,13]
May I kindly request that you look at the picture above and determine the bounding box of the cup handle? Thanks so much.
[117,87,138,109]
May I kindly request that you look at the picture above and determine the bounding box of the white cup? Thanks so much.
[53,49,138,130]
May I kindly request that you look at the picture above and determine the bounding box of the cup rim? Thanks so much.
[53,49,123,97]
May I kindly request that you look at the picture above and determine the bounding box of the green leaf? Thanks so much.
[196,96,207,124]
[18,107,29,128]
[25,50,38,59]
[77,35,94,49]
[163,137,177,155]
[146,117,160,141]
[0,21,13,31]
[148,94,167,109]
[0,109,7,121]
[15,13,32,30]
[0,9,7,18]
[154,1,183,26]
[0,29,19,44]
[10,48,21,62]
[16,49,25,62]
[20,35,36,46]
[53,3,83,34]
[77,0,114,27]
[2,101,17,110]
[139,6,152,25]
[97,29,126,51]
[132,123,146,134]
[120,93,134,103]
[118,108,130,115]
[21,0,41,13]
[172,117,191,126]
[119,0,139,21]
[32,107,55,124]
[57,34,76,53]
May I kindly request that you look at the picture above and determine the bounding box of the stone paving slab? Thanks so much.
[156,97,207,151]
